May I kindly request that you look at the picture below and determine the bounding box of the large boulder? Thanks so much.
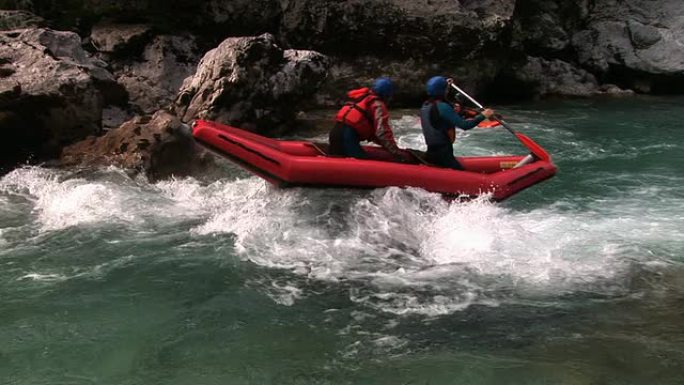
[114,34,201,114]
[86,23,201,121]
[0,28,124,171]
[174,33,329,132]
[496,56,633,99]
[572,0,684,92]
[60,110,218,180]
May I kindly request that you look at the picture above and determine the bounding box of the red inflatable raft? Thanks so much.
[192,120,557,201]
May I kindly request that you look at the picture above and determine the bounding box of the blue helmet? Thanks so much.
[372,77,395,98]
[426,76,448,97]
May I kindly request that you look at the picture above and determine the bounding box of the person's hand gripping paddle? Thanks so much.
[449,82,551,163]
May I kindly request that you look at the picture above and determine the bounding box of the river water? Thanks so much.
[1,97,683,384]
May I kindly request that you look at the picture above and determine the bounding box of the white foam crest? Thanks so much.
[189,179,326,268]
[190,177,280,230]
[335,191,623,314]
[419,201,623,287]
[12,254,140,286]
[351,290,481,316]
[259,280,305,306]
[155,177,215,213]
[0,136,678,318]
[0,167,144,231]
[17,273,68,282]
[580,187,684,251]
[216,183,677,314]
[194,190,358,278]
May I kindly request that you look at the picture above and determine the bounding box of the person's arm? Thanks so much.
[437,102,484,131]
[371,100,407,161]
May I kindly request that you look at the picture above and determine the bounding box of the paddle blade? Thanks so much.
[515,132,551,161]
[477,120,501,129]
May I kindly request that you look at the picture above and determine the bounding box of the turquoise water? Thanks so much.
[1,97,683,384]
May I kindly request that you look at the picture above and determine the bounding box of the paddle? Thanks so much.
[449,83,551,162]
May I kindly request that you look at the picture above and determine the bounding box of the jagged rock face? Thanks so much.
[8,0,282,35]
[60,110,219,180]
[175,33,329,132]
[0,10,45,30]
[115,34,200,114]
[279,0,515,57]
[199,0,281,34]
[7,0,684,99]
[510,56,599,97]
[87,23,201,116]
[0,28,124,170]
[89,23,152,57]
[511,0,588,55]
[572,0,684,92]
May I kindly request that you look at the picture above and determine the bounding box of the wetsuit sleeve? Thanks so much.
[371,100,405,160]
[437,102,485,131]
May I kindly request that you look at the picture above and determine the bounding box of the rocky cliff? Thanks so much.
[7,0,682,100]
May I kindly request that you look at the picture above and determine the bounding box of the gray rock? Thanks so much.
[116,34,200,114]
[276,0,530,105]
[511,0,589,53]
[573,0,684,76]
[461,0,516,17]
[279,0,513,57]
[0,10,45,30]
[627,20,662,50]
[9,0,684,100]
[271,49,330,98]
[102,106,134,130]
[90,23,152,56]
[175,33,329,132]
[513,56,599,97]
[598,83,635,96]
[0,28,123,168]
[202,0,281,33]
[0,1,35,12]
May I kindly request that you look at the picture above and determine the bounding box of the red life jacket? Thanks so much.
[335,88,379,140]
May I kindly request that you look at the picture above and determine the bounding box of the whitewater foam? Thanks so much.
[17,273,68,282]
[165,178,676,314]
[0,167,144,231]
[135,174,684,313]
[1,107,682,316]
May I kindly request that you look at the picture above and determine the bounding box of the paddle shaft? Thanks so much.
[449,83,551,161]
[449,83,515,135]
